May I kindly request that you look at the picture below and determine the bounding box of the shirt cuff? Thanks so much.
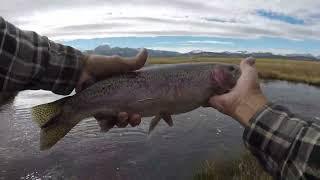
[243,103,305,175]
[37,40,85,95]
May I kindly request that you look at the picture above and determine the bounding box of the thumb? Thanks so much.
[125,48,148,71]
[84,48,148,80]
[240,57,255,71]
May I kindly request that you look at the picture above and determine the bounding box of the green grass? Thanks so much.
[193,151,272,180]
[149,56,320,86]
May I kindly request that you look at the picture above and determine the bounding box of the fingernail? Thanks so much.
[131,114,142,126]
[246,57,255,66]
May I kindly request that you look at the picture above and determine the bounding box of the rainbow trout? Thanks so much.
[32,63,240,150]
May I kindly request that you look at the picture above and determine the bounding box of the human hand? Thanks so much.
[209,57,267,127]
[77,49,148,129]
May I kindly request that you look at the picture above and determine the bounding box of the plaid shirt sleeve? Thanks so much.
[244,103,320,179]
[0,16,85,95]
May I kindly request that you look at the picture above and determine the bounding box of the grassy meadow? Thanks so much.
[149,56,320,86]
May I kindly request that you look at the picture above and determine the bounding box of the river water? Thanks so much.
[1,81,320,180]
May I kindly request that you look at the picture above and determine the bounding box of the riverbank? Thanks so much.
[150,57,320,86]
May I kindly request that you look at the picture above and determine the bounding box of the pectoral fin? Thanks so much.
[94,113,117,132]
[148,113,173,134]
[149,115,161,134]
[162,114,173,127]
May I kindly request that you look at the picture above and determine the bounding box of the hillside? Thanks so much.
[85,45,181,57]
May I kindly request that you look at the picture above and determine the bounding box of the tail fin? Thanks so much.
[32,97,78,150]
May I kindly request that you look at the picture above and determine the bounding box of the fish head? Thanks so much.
[210,64,240,95]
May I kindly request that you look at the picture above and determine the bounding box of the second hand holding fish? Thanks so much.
[76,49,148,129]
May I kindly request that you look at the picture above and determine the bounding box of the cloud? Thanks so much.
[1,0,320,41]
[186,40,234,45]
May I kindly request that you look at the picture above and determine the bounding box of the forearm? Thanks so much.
[0,17,84,95]
[244,103,320,179]
[35,40,85,94]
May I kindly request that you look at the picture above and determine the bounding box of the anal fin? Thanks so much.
[94,113,117,132]
[149,115,161,134]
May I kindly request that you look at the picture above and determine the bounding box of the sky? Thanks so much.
[1,0,320,55]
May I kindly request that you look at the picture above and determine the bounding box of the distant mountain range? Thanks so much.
[186,50,319,61]
[85,45,319,61]
[85,45,181,57]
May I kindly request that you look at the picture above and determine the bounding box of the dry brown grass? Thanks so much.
[149,56,320,86]
[193,151,272,180]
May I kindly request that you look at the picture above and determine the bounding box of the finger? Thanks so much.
[116,112,129,128]
[246,57,256,66]
[240,57,256,70]
[128,114,142,127]
[124,48,148,71]
[85,48,148,80]
[116,112,128,128]
[118,112,129,121]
